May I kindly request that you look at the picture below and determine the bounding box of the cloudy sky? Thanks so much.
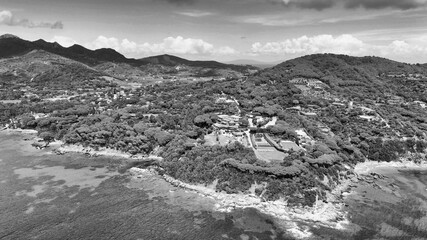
[1,0,427,63]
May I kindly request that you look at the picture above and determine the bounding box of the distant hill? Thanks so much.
[0,49,111,90]
[139,54,258,72]
[258,53,427,100]
[226,59,279,69]
[0,34,133,66]
[266,53,427,83]
[0,34,256,73]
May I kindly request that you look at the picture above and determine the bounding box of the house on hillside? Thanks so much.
[295,129,312,146]
[387,96,404,105]
[300,111,317,117]
[287,106,302,112]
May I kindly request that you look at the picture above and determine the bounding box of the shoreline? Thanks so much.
[129,158,427,238]
[130,167,352,239]
[1,128,38,134]
[1,128,151,160]
[55,143,147,159]
[354,159,427,175]
[4,128,427,238]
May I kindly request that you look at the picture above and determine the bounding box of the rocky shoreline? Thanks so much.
[354,159,427,175]
[54,143,146,159]
[5,128,427,239]
[129,167,352,239]
[129,158,427,239]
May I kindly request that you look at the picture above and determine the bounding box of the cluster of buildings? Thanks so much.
[382,72,426,80]
[290,78,328,91]
[213,114,241,130]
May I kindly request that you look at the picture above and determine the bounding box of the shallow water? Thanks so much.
[2,131,427,240]
[0,132,285,240]
[339,168,427,239]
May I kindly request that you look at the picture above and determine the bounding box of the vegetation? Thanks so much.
[1,42,427,207]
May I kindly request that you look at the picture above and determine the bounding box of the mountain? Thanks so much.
[271,54,427,76]
[260,53,427,101]
[0,49,111,90]
[0,35,256,73]
[139,54,258,72]
[265,53,427,86]
[0,34,135,66]
[226,59,279,69]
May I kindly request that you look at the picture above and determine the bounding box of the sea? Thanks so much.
[1,131,427,240]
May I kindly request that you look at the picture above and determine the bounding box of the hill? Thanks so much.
[139,54,258,72]
[262,53,427,101]
[0,35,257,74]
[1,50,427,212]
[0,34,133,66]
[0,49,114,92]
[226,59,279,69]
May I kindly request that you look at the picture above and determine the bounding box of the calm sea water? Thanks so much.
[1,132,427,240]
[0,132,288,240]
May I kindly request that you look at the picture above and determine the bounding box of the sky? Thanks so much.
[1,0,427,63]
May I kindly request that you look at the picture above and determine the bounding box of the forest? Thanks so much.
[2,53,427,206]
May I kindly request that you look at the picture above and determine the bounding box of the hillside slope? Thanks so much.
[0,35,132,66]
[139,54,258,72]
[262,53,427,101]
[0,49,113,91]
[0,35,257,74]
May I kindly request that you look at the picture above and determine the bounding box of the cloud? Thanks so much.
[51,36,78,47]
[250,34,427,60]
[345,0,427,10]
[279,0,335,10]
[87,35,237,56]
[216,46,238,55]
[236,15,313,26]
[0,10,63,29]
[176,10,214,17]
[273,0,427,10]
[251,34,365,55]
[158,0,195,5]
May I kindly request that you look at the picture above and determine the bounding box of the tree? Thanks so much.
[39,132,55,147]
[194,114,216,128]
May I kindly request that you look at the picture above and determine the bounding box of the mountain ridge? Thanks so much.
[0,34,255,72]
[139,54,257,72]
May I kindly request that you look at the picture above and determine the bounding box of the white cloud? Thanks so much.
[216,46,238,55]
[176,10,214,17]
[0,10,13,24]
[86,35,237,56]
[90,36,120,49]
[51,36,78,47]
[251,34,365,55]
[162,36,214,54]
[251,34,427,61]
[237,15,311,26]
[0,10,63,29]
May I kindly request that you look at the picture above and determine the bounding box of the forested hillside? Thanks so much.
[2,48,427,207]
